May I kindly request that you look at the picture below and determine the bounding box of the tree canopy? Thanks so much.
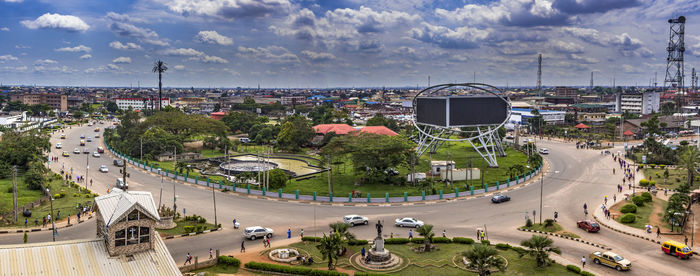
[321,133,413,182]
[366,114,399,131]
[276,115,314,152]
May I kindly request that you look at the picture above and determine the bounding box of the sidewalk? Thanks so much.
[592,202,680,246]
[0,212,94,234]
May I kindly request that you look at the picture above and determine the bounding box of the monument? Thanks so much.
[366,220,391,262]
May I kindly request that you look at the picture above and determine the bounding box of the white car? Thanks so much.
[86,137,92,142]
[55,143,62,149]
[539,148,549,154]
[93,152,100,157]
[343,215,369,226]
[73,148,81,154]
[243,226,274,240]
[395,217,424,228]
[99,165,108,173]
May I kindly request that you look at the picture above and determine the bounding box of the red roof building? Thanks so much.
[358,126,398,136]
[313,124,356,135]
[210,111,228,120]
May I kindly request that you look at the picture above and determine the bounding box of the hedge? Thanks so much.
[632,196,645,207]
[301,236,322,242]
[218,255,240,267]
[431,237,452,243]
[620,213,636,223]
[384,238,410,244]
[244,262,348,276]
[183,226,194,233]
[641,192,652,202]
[580,271,596,276]
[620,204,637,214]
[566,265,581,273]
[348,239,368,246]
[354,273,390,276]
[452,237,474,244]
[510,246,527,255]
[639,179,649,186]
[480,240,491,245]
[410,237,425,244]
[495,243,511,250]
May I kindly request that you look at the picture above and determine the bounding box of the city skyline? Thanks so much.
[1,0,699,88]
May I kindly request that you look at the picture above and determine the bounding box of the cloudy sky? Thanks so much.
[0,0,699,88]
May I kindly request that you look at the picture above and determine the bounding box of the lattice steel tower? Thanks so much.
[537,54,542,97]
[664,16,686,92]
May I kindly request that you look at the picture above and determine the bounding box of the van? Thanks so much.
[661,240,693,259]
[80,140,85,146]
[239,137,251,143]
[116,178,128,189]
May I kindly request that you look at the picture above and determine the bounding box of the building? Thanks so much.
[0,189,181,276]
[115,98,171,110]
[510,108,566,125]
[615,92,660,115]
[281,95,307,105]
[554,87,578,98]
[10,93,67,111]
[67,96,84,109]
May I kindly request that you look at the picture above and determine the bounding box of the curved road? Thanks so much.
[2,123,697,275]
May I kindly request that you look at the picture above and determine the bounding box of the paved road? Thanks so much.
[3,124,697,275]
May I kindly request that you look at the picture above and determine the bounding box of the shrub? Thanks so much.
[544,219,555,227]
[638,164,644,168]
[183,226,194,233]
[649,181,656,187]
[302,236,322,242]
[495,243,511,250]
[218,255,241,267]
[660,164,666,169]
[452,237,474,244]
[73,193,80,197]
[510,246,527,255]
[620,204,637,214]
[632,196,645,207]
[650,164,656,168]
[525,218,533,227]
[620,213,636,223]
[641,192,653,202]
[480,239,490,245]
[84,194,92,198]
[244,262,348,276]
[384,238,410,244]
[431,237,452,243]
[580,271,596,276]
[53,193,61,199]
[348,239,368,246]
[639,179,650,186]
[566,264,581,273]
[410,237,425,244]
[197,217,207,224]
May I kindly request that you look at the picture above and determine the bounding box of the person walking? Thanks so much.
[267,237,271,247]
[287,228,291,239]
[209,248,213,259]
[240,240,246,252]
[480,231,485,241]
[185,253,192,265]
[613,194,617,203]
[581,256,586,268]
[361,247,366,258]
[408,229,413,240]
[554,211,558,222]
[657,227,661,238]
[300,229,304,238]
[604,195,607,205]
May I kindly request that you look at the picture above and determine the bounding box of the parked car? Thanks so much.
[97,146,104,153]
[99,165,109,173]
[539,148,549,154]
[113,159,124,167]
[491,194,511,203]
[505,135,514,139]
[95,133,100,138]
[93,152,100,157]
[55,143,62,149]
[343,215,369,226]
[661,240,693,259]
[239,137,251,143]
[73,148,81,154]
[577,220,600,232]
[395,217,424,228]
[62,151,70,157]
[243,226,274,240]
[590,251,631,271]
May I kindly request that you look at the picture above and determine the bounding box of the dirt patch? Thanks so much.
[648,197,671,232]
[184,141,203,151]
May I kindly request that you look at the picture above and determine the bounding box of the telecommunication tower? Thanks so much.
[664,16,686,92]
[536,54,542,97]
[692,68,698,93]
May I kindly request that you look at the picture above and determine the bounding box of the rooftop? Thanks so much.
[94,188,160,227]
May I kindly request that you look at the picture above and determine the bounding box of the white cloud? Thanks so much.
[84,64,121,74]
[106,12,147,24]
[162,48,229,63]
[80,54,92,60]
[622,64,643,73]
[0,54,18,62]
[109,41,142,50]
[173,65,185,70]
[0,27,9,31]
[165,0,291,19]
[570,54,599,64]
[195,30,233,45]
[199,55,229,64]
[112,57,132,64]
[21,13,89,32]
[0,66,28,72]
[410,22,489,49]
[300,50,335,62]
[33,65,77,74]
[237,45,299,64]
[4,0,24,3]
[550,40,584,54]
[34,59,58,65]
[109,22,168,46]
[55,45,92,53]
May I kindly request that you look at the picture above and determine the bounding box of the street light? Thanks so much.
[46,188,55,242]
[157,168,163,208]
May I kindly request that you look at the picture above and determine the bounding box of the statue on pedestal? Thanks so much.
[375,220,383,237]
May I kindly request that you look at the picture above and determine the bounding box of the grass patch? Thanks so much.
[521,222,580,239]
[642,168,698,190]
[0,176,43,215]
[611,197,667,230]
[190,263,239,275]
[156,218,217,236]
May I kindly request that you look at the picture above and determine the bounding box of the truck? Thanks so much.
[589,251,631,271]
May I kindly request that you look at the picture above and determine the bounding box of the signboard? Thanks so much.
[642,155,647,164]
[415,96,508,127]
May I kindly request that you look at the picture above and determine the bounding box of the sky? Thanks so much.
[0,0,700,88]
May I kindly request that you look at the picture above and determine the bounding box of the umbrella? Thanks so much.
[623,130,634,136]
[574,123,590,129]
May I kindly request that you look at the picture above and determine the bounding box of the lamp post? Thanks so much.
[157,168,163,208]
[46,188,55,242]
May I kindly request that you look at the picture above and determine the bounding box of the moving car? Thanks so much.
[491,194,511,203]
[661,240,693,259]
[99,165,109,173]
[343,215,369,226]
[86,137,92,142]
[395,217,424,228]
[62,151,70,157]
[113,159,124,167]
[116,178,128,189]
[539,148,549,154]
[55,143,62,149]
[80,140,85,146]
[590,251,631,271]
[97,146,104,153]
[83,148,90,154]
[243,226,274,240]
[60,134,66,139]
[80,134,85,139]
[94,128,100,132]
[93,152,100,157]
[73,148,81,154]
[95,134,100,138]
[577,220,600,232]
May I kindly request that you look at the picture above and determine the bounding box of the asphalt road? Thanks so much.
[3,124,698,275]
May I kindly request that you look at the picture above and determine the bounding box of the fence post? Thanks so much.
[496,181,500,190]
[262,187,266,196]
[348,193,352,202]
[279,189,282,198]
[439,190,443,200]
[232,183,236,192]
[367,193,371,203]
[329,192,333,202]
[485,183,489,192]
[247,185,250,194]
[313,191,317,201]
[206,178,210,187]
[516,175,519,184]
[507,178,510,187]
[385,193,389,203]
[195,176,198,185]
[470,185,474,195]
[455,188,459,197]
[173,171,178,180]
[184,173,188,182]
[219,180,222,189]
[421,190,425,201]
[296,190,299,200]
[404,192,408,202]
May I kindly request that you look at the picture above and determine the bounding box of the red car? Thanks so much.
[577,220,600,232]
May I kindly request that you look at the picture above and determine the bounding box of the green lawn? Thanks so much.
[156,218,217,236]
[285,241,577,275]
[190,263,239,275]
[642,167,699,190]
[613,197,667,230]
[521,222,580,239]
[0,176,44,216]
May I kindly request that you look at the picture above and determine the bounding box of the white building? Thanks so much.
[615,92,660,115]
[115,98,171,110]
[510,108,565,125]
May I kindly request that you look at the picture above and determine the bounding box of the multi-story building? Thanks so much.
[115,98,170,110]
[67,96,84,109]
[554,87,578,98]
[10,93,67,111]
[281,95,307,105]
[615,92,660,115]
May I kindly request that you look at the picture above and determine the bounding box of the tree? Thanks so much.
[316,233,344,270]
[417,224,435,252]
[665,193,690,231]
[72,110,84,119]
[677,147,699,193]
[268,168,288,189]
[641,115,662,137]
[528,110,544,135]
[366,114,399,131]
[0,130,50,171]
[103,101,119,113]
[462,244,506,276]
[175,161,192,175]
[621,110,639,120]
[519,235,560,267]
[25,160,48,190]
[3,101,27,111]
[329,222,355,255]
[221,111,267,133]
[152,59,168,110]
[276,115,314,152]
[213,103,221,112]
[660,102,676,116]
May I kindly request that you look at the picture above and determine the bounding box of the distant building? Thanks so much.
[281,96,307,105]
[10,93,67,111]
[115,98,170,110]
[615,92,660,115]
[210,111,227,120]
[554,87,578,98]
[67,96,84,109]
[510,108,565,125]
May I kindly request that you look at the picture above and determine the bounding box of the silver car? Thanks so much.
[244,226,274,240]
[343,215,368,226]
[395,217,424,228]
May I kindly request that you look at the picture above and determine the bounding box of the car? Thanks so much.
[590,251,631,271]
[116,178,128,189]
[491,194,511,203]
[661,240,693,259]
[343,215,369,226]
[80,139,85,146]
[539,148,549,154]
[94,128,100,132]
[577,220,600,232]
[113,159,124,167]
[55,143,62,149]
[99,165,109,173]
[95,134,100,138]
[243,226,274,240]
[80,134,85,139]
[60,134,66,139]
[93,152,100,157]
[395,217,424,228]
[86,137,92,142]
[239,137,251,143]
[505,135,514,139]
[62,151,70,157]
[97,146,104,153]
[73,148,81,154]
[83,148,90,154]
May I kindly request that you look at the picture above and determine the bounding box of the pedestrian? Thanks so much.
[57,210,61,220]
[664,189,668,196]
[685,236,689,245]
[185,253,192,265]
[657,227,661,238]
[614,194,617,203]
[67,215,70,225]
[77,212,81,221]
[409,229,413,240]
[554,211,558,222]
[581,256,586,268]
[480,231,485,241]
[267,237,271,247]
[209,248,213,259]
[241,240,246,252]
[390,232,393,238]
[442,229,446,237]
[361,247,366,258]
[300,229,304,238]
[47,214,51,223]
[629,183,632,190]
[34,218,38,226]
[287,228,291,239]
[604,195,607,205]
[24,218,27,227]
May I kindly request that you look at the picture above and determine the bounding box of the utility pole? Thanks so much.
[86,149,90,190]
[12,166,17,223]
[537,53,542,97]
[538,118,543,225]
[140,138,143,161]
[212,173,218,227]
[47,188,55,242]
[158,168,163,208]
[173,146,177,212]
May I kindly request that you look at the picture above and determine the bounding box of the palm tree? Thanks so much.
[152,60,168,110]
[678,146,699,195]
[519,235,561,267]
[316,233,344,270]
[664,193,690,231]
[329,222,355,255]
[416,224,435,252]
[175,161,190,175]
[462,244,506,276]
